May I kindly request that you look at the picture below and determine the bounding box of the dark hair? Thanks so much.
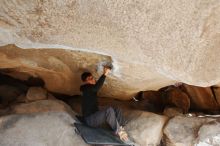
[81,72,92,81]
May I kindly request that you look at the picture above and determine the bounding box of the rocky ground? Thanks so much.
[0,79,220,146]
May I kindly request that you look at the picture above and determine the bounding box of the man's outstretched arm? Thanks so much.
[92,67,110,92]
[92,74,106,92]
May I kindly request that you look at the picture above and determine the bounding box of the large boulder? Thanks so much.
[125,110,168,146]
[163,115,219,146]
[0,112,88,146]
[195,120,220,146]
[0,99,88,146]
[0,1,220,99]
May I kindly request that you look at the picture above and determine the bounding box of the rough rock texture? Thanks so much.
[0,112,88,146]
[26,87,47,101]
[163,116,219,146]
[0,1,220,99]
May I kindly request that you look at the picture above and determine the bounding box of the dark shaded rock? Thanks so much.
[165,87,190,113]
[26,76,45,87]
[0,73,29,106]
[212,86,220,105]
[0,73,28,92]
[180,84,220,112]
[0,85,23,106]
[133,91,165,113]
[133,87,190,114]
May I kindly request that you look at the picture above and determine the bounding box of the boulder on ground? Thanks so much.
[195,120,220,146]
[0,112,88,146]
[125,110,168,146]
[163,115,217,146]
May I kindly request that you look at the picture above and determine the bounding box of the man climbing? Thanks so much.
[80,67,129,142]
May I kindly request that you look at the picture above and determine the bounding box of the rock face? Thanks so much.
[0,112,88,146]
[0,1,220,99]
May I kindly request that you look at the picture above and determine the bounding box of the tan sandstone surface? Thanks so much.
[0,0,220,99]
